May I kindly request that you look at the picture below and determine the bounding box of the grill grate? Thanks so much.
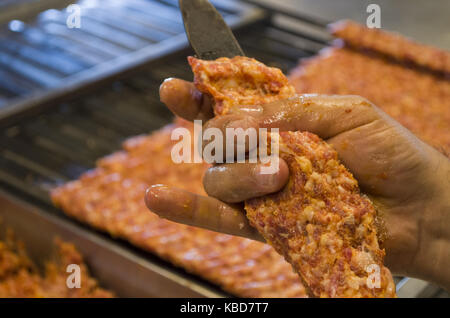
[0,0,255,109]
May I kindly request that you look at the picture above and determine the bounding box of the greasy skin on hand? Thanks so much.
[52,119,308,298]
[190,56,396,297]
[290,22,450,157]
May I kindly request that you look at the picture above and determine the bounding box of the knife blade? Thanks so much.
[179,0,244,60]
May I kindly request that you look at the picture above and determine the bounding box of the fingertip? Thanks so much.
[224,115,259,132]
[277,158,290,189]
[159,78,182,107]
[145,184,169,214]
[203,160,289,203]
[256,158,289,193]
[159,78,211,121]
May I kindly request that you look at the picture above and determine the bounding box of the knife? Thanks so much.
[179,0,244,60]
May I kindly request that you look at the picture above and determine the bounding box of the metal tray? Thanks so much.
[1,188,447,298]
[0,189,228,297]
[0,0,265,125]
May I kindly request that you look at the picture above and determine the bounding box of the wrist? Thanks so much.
[408,151,450,290]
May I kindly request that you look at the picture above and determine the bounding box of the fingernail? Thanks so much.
[255,160,289,192]
[225,116,258,131]
[255,168,279,190]
[145,184,168,211]
[159,78,175,103]
[230,104,263,116]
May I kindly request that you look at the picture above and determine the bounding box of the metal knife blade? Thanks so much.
[179,0,244,60]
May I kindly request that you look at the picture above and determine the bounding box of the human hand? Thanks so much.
[146,78,450,290]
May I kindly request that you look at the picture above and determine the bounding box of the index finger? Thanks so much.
[159,78,214,121]
[145,184,264,242]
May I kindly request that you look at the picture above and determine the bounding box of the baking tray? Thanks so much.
[1,186,447,298]
[0,189,228,298]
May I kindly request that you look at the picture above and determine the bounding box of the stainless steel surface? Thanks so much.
[180,0,245,59]
[0,0,263,121]
[0,190,227,298]
[397,278,449,298]
[0,1,73,24]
